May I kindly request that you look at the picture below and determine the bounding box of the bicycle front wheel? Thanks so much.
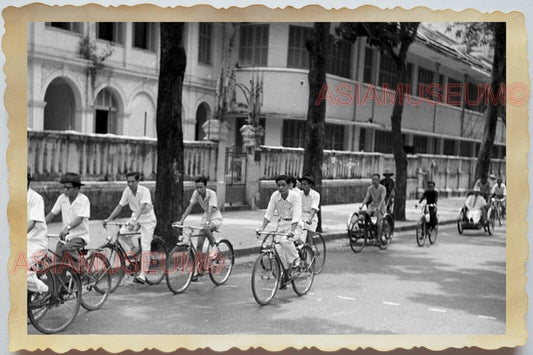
[251,252,281,305]
[28,264,81,334]
[292,245,315,296]
[166,245,195,294]
[145,238,168,285]
[101,245,125,293]
[310,233,326,274]
[208,239,235,286]
[81,252,111,311]
[378,216,394,250]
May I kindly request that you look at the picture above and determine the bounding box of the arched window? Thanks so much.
[94,89,118,134]
[44,77,77,131]
[195,103,210,141]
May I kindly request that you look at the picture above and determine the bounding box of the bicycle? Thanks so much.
[165,222,235,294]
[43,234,111,311]
[100,222,168,292]
[347,206,395,253]
[415,203,438,247]
[304,231,326,274]
[251,230,315,306]
[27,260,82,334]
[490,197,505,226]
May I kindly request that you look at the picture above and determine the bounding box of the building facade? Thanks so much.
[27,22,506,159]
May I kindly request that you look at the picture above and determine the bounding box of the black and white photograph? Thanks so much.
[5,3,528,353]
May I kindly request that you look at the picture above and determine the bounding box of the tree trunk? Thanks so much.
[303,23,330,233]
[474,23,506,183]
[391,62,408,221]
[154,23,187,242]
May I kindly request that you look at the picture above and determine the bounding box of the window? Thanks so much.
[417,66,434,98]
[374,130,393,154]
[446,77,462,107]
[325,124,345,150]
[359,128,367,151]
[239,24,269,67]
[46,22,82,33]
[363,47,373,83]
[378,51,398,90]
[96,23,124,44]
[198,23,212,65]
[287,25,313,69]
[443,139,456,156]
[465,82,486,112]
[132,22,156,51]
[282,120,306,148]
[459,141,472,157]
[327,38,352,78]
[413,135,428,154]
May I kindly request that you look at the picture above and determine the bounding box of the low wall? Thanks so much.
[32,181,218,220]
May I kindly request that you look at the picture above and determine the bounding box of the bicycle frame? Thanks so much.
[103,222,145,271]
[171,223,219,274]
[256,230,306,281]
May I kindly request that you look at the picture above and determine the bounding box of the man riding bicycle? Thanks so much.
[104,171,157,284]
[258,175,303,289]
[491,177,506,217]
[299,175,320,239]
[380,168,395,214]
[360,174,387,242]
[416,180,438,230]
[179,176,223,281]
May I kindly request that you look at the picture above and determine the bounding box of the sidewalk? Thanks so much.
[46,197,465,256]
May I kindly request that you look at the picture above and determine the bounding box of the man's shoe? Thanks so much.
[133,275,146,284]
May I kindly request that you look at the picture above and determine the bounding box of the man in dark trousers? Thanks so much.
[380,168,395,214]
[417,180,438,230]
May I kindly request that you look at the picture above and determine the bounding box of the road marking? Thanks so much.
[308,292,315,296]
[429,308,447,313]
[478,315,496,320]
[338,296,356,301]
[316,298,322,302]
[383,301,399,306]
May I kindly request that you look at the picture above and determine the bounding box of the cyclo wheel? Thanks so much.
[348,221,365,253]
[101,245,125,293]
[145,237,168,285]
[378,215,394,250]
[166,244,195,294]
[416,220,426,247]
[309,233,326,274]
[28,263,82,334]
[80,252,111,311]
[251,251,281,305]
[291,245,315,296]
[208,239,235,286]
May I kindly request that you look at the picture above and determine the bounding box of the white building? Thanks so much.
[27,22,506,159]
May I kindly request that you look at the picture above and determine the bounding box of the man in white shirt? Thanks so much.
[179,176,223,280]
[491,177,506,216]
[258,175,303,289]
[299,175,320,238]
[104,172,157,284]
[27,172,49,293]
[45,172,90,269]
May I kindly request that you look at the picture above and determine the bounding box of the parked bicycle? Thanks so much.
[100,222,168,292]
[165,222,235,294]
[415,203,438,247]
[251,230,315,306]
[346,206,394,253]
[27,260,82,334]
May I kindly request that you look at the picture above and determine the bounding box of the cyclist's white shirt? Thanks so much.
[51,192,90,243]
[265,189,302,225]
[27,188,48,264]
[190,189,223,223]
[491,184,506,197]
[119,185,156,223]
[301,188,320,223]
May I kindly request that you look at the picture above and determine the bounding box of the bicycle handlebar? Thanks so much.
[171,222,206,231]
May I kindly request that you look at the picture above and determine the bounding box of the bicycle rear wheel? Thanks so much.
[81,252,111,311]
[291,245,315,296]
[101,245,125,293]
[251,252,280,305]
[28,264,81,334]
[145,238,168,285]
[166,245,195,294]
[309,233,326,274]
[208,239,235,286]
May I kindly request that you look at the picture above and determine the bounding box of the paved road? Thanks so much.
[29,222,506,335]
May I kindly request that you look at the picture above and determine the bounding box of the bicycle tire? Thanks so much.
[291,245,315,296]
[145,237,168,285]
[251,252,281,305]
[310,233,326,274]
[28,263,82,334]
[416,221,425,247]
[378,216,394,250]
[429,225,438,244]
[208,239,235,286]
[348,222,365,253]
[166,245,195,294]
[81,252,111,311]
[102,245,125,293]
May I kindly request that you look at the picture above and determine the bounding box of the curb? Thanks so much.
[233,218,458,258]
